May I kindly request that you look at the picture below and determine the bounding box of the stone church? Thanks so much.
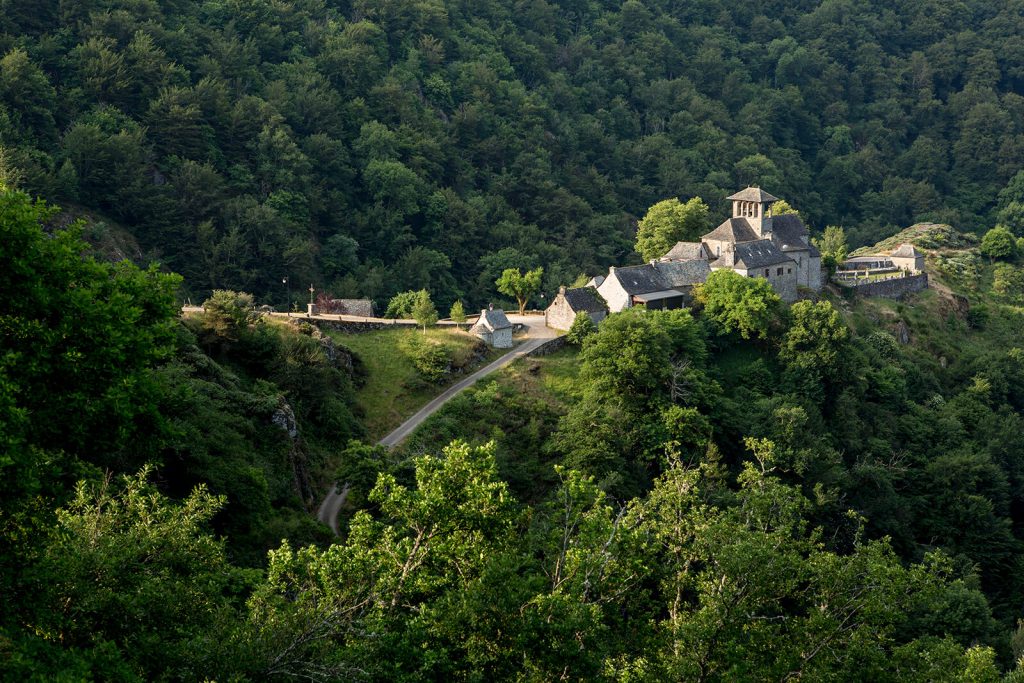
[686,187,823,301]
[596,188,822,311]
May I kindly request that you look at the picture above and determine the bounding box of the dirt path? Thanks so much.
[317,315,557,534]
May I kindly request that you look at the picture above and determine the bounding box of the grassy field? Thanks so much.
[326,326,507,441]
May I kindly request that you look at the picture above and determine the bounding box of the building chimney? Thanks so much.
[720,242,736,268]
[488,302,493,311]
[559,285,566,295]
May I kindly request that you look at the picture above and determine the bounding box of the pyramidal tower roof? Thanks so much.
[726,187,779,203]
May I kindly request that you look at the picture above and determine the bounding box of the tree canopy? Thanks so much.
[635,197,711,262]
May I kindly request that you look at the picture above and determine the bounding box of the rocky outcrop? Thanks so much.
[271,396,314,506]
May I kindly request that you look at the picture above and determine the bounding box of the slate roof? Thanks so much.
[727,187,779,203]
[585,275,605,288]
[661,241,706,261]
[654,259,711,287]
[610,264,669,295]
[768,214,821,256]
[703,217,761,244]
[328,298,375,317]
[472,308,512,332]
[563,287,607,314]
[633,289,686,302]
[733,240,794,269]
[891,243,922,258]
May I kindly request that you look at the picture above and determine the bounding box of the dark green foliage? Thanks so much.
[565,311,597,345]
[981,226,1018,262]
[384,290,419,318]
[0,188,180,514]
[697,269,783,341]
[9,0,1022,307]
[402,334,452,382]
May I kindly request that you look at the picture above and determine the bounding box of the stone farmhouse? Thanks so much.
[596,259,711,312]
[545,285,608,330]
[470,306,514,348]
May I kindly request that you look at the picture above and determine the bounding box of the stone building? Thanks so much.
[324,298,375,317]
[469,307,514,348]
[596,259,711,312]
[545,286,608,330]
[889,243,925,273]
[840,244,926,275]
[582,188,822,310]
[689,187,820,300]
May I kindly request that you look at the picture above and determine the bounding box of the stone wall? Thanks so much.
[845,273,929,299]
[526,336,569,357]
[299,317,417,334]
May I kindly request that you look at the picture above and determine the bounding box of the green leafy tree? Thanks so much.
[566,311,597,345]
[384,290,419,318]
[813,225,848,272]
[631,442,1004,681]
[993,263,1024,298]
[980,225,1017,262]
[27,468,248,680]
[780,300,849,380]
[449,300,466,328]
[635,197,711,262]
[244,441,519,679]
[696,269,782,341]
[496,267,543,315]
[201,290,257,342]
[411,288,438,332]
[770,199,801,217]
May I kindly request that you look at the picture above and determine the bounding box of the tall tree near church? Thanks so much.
[496,267,543,315]
[635,197,710,262]
[813,226,848,272]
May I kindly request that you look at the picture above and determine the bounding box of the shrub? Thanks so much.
[403,335,452,382]
[201,290,257,342]
[566,312,597,345]
[385,291,419,318]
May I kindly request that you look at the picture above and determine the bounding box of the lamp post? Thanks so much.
[282,276,290,317]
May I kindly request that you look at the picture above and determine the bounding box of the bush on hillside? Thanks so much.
[566,312,597,346]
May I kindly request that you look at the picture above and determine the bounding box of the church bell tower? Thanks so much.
[727,186,779,239]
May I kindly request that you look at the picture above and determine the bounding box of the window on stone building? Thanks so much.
[764,269,769,276]
[777,267,783,275]
[787,268,792,274]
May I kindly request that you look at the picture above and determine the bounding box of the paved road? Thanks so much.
[316,314,557,534]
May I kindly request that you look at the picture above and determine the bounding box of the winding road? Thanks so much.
[316,314,558,534]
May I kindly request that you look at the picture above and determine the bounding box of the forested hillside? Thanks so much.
[10,183,1024,679]
[2,0,1024,307]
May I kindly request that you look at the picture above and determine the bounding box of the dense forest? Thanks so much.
[9,0,1024,680]
[2,0,1024,309]
[9,184,1024,680]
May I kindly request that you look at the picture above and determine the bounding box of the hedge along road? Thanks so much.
[317,314,559,535]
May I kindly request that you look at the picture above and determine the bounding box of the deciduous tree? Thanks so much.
[635,197,710,262]
[496,267,543,315]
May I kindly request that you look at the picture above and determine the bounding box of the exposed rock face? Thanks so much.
[271,398,299,439]
[271,396,315,506]
[894,320,911,345]
[290,320,357,375]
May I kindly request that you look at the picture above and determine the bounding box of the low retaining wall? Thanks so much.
[525,336,569,357]
[300,317,417,334]
[842,273,929,299]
